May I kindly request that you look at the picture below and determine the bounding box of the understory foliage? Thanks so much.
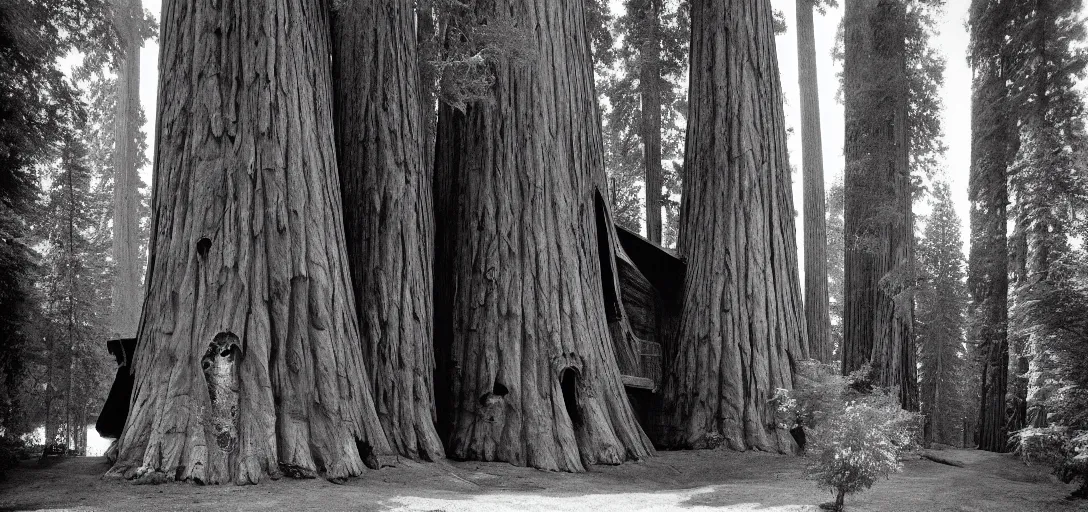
[775,362,922,511]
[1012,250,1088,496]
[424,0,537,112]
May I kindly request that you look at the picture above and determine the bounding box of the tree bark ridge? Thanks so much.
[662,0,808,453]
[109,0,392,484]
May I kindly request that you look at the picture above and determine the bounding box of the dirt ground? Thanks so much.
[0,448,1082,511]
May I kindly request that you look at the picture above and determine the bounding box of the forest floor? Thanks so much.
[0,447,1082,511]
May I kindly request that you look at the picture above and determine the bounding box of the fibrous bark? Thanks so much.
[842,0,917,411]
[432,0,654,472]
[966,0,1015,453]
[661,0,808,452]
[331,0,444,462]
[110,0,143,339]
[796,0,832,364]
[109,0,392,484]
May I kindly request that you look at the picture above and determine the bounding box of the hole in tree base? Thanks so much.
[196,237,212,258]
[356,440,373,462]
[202,332,240,453]
[560,368,581,428]
[479,382,509,406]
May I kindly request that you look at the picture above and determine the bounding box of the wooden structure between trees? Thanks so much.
[591,190,686,440]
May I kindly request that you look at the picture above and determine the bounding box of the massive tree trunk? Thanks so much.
[660,0,807,452]
[331,0,444,462]
[110,0,144,339]
[108,0,393,484]
[967,0,1014,453]
[842,0,917,411]
[432,0,654,472]
[416,0,437,177]
[796,0,832,364]
[638,0,664,245]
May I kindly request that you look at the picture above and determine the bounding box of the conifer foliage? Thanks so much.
[916,182,970,447]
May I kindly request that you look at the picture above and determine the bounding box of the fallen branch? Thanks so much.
[921,451,966,468]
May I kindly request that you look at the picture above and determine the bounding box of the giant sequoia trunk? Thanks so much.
[796,0,832,364]
[432,0,654,472]
[842,0,917,410]
[639,0,664,245]
[110,0,143,339]
[108,0,392,484]
[660,0,807,452]
[966,0,1014,453]
[331,0,444,462]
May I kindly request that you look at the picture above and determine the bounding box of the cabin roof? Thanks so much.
[614,225,686,306]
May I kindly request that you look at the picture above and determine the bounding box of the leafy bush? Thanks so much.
[774,361,921,511]
[1015,426,1088,498]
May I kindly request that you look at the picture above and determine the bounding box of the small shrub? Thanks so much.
[1015,426,1088,499]
[809,391,920,510]
[774,361,921,511]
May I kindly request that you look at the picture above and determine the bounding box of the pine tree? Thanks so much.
[827,176,846,360]
[0,0,117,437]
[916,182,969,447]
[34,133,113,452]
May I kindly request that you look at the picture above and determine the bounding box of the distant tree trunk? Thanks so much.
[661,0,808,452]
[639,0,664,245]
[796,0,831,364]
[967,0,1014,453]
[842,0,917,411]
[331,0,444,462]
[1008,226,1028,434]
[432,0,654,472]
[109,0,392,484]
[110,0,144,339]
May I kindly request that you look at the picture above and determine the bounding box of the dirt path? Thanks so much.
[0,449,1080,511]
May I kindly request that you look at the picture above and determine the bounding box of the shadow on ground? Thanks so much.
[0,449,1079,511]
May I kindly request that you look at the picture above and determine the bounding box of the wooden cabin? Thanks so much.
[592,191,687,440]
